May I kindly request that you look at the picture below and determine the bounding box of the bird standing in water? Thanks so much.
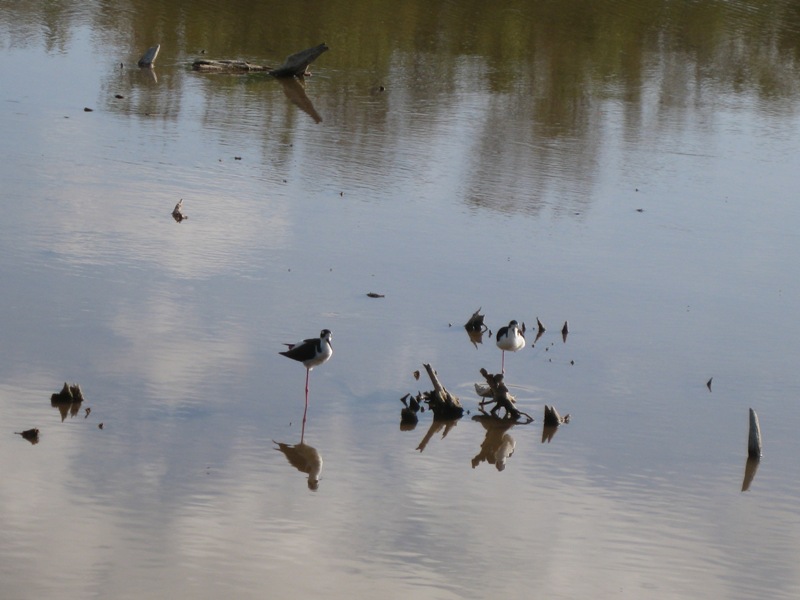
[496,320,525,373]
[280,329,333,410]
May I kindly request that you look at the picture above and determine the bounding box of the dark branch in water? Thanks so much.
[191,43,329,77]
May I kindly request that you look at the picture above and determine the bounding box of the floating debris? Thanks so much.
[114,94,124,99]
[413,370,420,380]
[83,107,93,112]
[172,198,188,222]
[15,428,40,444]
[366,292,385,298]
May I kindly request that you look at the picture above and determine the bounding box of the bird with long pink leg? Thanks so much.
[496,320,525,374]
[280,329,333,412]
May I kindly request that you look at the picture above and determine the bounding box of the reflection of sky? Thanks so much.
[3,12,800,600]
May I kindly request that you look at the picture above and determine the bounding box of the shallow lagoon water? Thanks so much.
[3,1,800,598]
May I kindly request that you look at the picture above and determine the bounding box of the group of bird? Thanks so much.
[170,201,531,406]
[279,320,528,408]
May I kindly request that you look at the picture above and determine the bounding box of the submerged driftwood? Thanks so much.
[477,368,533,423]
[192,43,329,77]
[420,363,463,420]
[400,364,463,423]
[192,59,271,73]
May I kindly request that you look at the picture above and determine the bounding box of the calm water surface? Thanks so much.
[3,1,800,598]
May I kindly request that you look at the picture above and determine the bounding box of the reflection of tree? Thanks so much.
[7,0,800,215]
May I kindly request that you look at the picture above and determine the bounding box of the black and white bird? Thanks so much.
[496,320,525,373]
[280,329,333,409]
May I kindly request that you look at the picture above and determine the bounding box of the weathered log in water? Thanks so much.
[269,43,329,77]
[191,59,272,73]
[138,44,160,68]
[191,43,329,77]
[477,368,533,423]
[420,363,463,420]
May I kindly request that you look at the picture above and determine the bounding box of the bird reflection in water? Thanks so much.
[274,404,323,491]
[471,416,517,471]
